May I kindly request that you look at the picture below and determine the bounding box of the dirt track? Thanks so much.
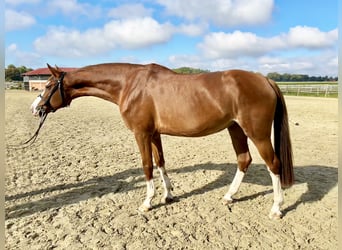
[5,90,338,249]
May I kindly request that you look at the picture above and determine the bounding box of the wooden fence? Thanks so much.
[278,84,338,97]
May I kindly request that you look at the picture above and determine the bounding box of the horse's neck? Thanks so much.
[66,65,130,104]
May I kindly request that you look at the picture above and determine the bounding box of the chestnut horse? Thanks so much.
[31,63,293,219]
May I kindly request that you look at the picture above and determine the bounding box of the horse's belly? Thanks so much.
[157,113,234,137]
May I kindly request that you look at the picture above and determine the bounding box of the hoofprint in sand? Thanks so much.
[5,91,337,249]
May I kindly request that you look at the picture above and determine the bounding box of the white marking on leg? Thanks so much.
[268,168,284,219]
[223,169,245,203]
[139,180,155,212]
[158,166,173,203]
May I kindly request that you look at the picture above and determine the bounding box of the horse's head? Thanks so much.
[31,64,70,117]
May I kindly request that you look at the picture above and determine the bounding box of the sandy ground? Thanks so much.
[5,90,338,249]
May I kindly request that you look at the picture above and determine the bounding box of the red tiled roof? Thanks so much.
[22,67,78,76]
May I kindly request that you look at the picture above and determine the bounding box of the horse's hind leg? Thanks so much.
[223,122,252,204]
[152,133,174,203]
[252,138,283,219]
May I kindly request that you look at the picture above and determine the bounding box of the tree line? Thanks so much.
[5,64,337,82]
[5,64,33,81]
[266,72,337,82]
[173,67,210,74]
[174,67,338,81]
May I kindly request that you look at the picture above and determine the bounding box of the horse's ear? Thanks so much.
[47,63,61,77]
[55,65,62,71]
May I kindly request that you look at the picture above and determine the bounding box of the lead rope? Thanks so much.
[7,112,48,149]
[8,73,66,149]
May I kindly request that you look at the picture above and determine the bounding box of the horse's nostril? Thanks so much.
[38,109,44,117]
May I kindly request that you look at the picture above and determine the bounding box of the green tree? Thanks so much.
[267,72,282,81]
[173,67,210,74]
[5,65,33,81]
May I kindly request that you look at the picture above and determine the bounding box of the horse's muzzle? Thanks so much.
[31,94,43,116]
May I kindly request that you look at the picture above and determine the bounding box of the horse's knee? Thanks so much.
[237,152,252,172]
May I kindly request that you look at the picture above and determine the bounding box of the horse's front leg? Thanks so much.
[135,132,155,212]
[152,133,173,203]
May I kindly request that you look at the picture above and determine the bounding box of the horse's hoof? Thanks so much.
[222,198,233,205]
[161,196,174,204]
[268,211,283,220]
[138,204,152,213]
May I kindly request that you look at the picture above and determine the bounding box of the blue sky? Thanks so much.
[5,0,338,76]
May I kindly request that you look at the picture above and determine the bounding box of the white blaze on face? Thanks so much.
[30,90,45,116]
[31,79,51,116]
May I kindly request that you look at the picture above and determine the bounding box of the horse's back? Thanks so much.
[147,69,275,136]
[121,66,277,137]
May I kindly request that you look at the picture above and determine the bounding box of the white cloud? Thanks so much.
[34,17,175,57]
[5,9,36,31]
[6,43,42,67]
[34,27,111,57]
[108,3,153,19]
[33,16,207,58]
[287,26,338,49]
[257,52,338,76]
[47,0,101,18]
[7,43,17,52]
[157,0,274,26]
[5,0,40,5]
[199,31,285,58]
[177,22,208,37]
[168,53,259,72]
[168,54,206,69]
[198,26,338,59]
[168,51,338,77]
[258,56,311,73]
[103,18,173,49]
